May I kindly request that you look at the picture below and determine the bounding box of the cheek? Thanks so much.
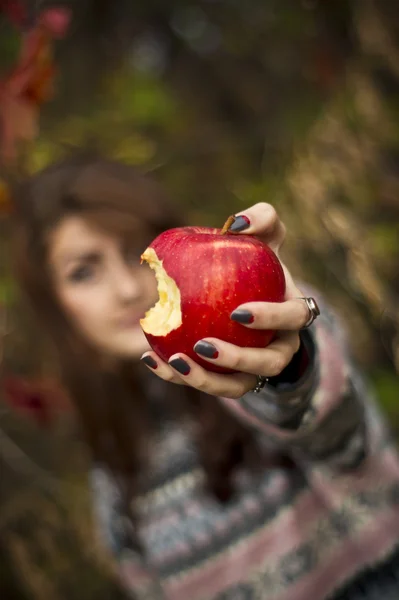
[58,286,109,338]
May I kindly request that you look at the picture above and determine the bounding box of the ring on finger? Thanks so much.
[252,375,269,393]
[296,297,320,329]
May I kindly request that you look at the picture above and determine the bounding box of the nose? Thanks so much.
[111,262,142,303]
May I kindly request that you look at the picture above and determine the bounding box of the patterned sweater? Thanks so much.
[90,294,399,600]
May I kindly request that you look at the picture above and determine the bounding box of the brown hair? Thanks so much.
[12,154,259,527]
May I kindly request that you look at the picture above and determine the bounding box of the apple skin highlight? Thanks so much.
[140,226,286,374]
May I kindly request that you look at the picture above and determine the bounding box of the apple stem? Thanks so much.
[221,215,235,235]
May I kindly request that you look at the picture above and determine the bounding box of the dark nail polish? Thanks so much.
[169,357,191,375]
[194,341,219,359]
[228,215,250,233]
[230,309,254,324]
[141,355,158,369]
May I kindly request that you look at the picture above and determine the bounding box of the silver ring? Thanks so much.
[297,297,320,329]
[252,375,269,394]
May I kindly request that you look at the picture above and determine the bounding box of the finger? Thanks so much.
[227,202,286,254]
[168,353,256,399]
[193,332,301,377]
[280,264,318,324]
[141,352,185,385]
[281,262,304,300]
[231,297,311,331]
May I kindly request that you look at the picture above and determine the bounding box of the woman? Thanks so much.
[12,154,399,599]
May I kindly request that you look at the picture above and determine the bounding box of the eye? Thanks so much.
[67,264,95,283]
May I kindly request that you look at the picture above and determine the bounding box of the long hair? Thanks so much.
[12,154,259,525]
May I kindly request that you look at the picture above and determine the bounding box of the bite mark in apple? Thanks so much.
[140,247,182,336]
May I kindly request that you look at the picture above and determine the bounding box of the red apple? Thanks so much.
[140,225,286,374]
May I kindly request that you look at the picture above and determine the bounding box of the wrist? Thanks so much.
[239,330,319,430]
[267,330,313,390]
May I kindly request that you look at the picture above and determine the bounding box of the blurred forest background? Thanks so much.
[0,0,398,598]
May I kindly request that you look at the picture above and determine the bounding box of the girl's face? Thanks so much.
[49,215,158,359]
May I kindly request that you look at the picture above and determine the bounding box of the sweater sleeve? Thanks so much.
[218,289,388,470]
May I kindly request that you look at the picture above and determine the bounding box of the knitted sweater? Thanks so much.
[90,294,399,600]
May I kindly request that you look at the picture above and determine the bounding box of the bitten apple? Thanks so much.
[140,224,286,374]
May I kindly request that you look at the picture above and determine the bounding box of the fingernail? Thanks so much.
[141,355,158,369]
[194,341,219,359]
[230,309,254,324]
[228,215,250,233]
[169,357,191,375]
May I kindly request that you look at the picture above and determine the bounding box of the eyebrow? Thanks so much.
[58,250,102,268]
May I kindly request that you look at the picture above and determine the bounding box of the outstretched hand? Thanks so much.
[141,203,312,399]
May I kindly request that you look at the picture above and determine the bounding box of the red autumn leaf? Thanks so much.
[11,28,56,104]
[0,91,39,162]
[1,375,71,427]
[39,7,71,38]
[0,5,71,163]
[7,8,71,103]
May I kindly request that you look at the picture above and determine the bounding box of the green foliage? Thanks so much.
[111,71,177,126]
